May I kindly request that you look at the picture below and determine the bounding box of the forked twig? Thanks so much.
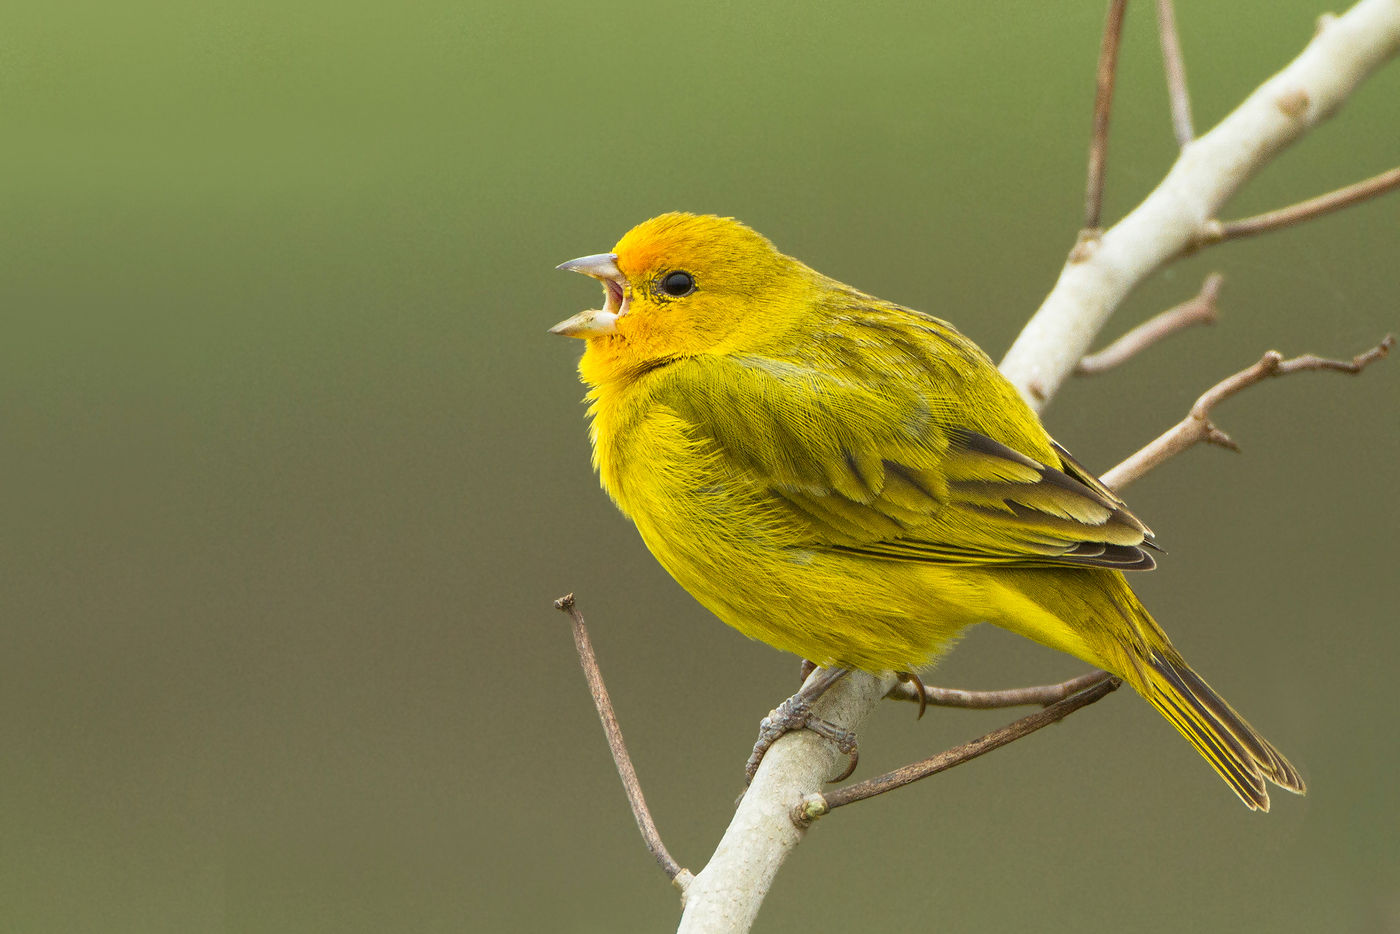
[1077,273,1222,374]
[1203,166,1400,245]
[1156,0,1195,146]
[1085,0,1129,232]
[554,594,690,890]
[798,675,1121,821]
[1101,336,1394,491]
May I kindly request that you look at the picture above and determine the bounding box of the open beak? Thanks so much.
[551,253,628,338]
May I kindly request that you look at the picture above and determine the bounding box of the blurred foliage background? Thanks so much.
[3,1,1397,931]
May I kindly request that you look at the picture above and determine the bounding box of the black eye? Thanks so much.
[660,271,696,297]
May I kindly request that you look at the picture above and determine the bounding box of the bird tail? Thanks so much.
[1139,648,1306,811]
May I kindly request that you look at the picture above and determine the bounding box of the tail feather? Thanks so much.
[1168,658,1305,791]
[1143,651,1306,811]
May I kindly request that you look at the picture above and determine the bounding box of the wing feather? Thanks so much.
[653,303,1158,572]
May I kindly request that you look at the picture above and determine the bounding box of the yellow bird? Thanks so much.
[552,212,1304,810]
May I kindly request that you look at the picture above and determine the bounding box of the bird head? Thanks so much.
[552,213,801,377]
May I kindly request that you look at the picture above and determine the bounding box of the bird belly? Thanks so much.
[602,407,983,670]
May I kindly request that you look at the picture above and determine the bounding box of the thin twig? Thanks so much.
[1077,273,1222,374]
[1100,335,1394,491]
[797,676,1122,822]
[1156,0,1195,146]
[887,669,1113,709]
[1085,0,1129,232]
[554,594,690,889]
[1204,165,1400,245]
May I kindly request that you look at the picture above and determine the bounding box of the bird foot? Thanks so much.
[744,667,858,784]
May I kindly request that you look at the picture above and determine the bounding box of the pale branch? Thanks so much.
[1202,165,1400,245]
[797,675,1122,820]
[1157,0,1195,146]
[553,594,690,889]
[886,668,1112,709]
[1001,0,1400,410]
[676,670,898,934]
[1100,335,1394,491]
[1076,272,1222,374]
[1086,0,1129,231]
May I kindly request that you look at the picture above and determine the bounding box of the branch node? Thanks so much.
[1275,87,1312,120]
[1255,349,1285,378]
[792,794,829,828]
[1315,12,1338,34]
[1069,228,1103,264]
[1199,218,1225,246]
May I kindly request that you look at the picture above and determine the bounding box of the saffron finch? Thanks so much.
[552,212,1304,810]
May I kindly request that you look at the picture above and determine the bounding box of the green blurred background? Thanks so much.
[3,1,1397,931]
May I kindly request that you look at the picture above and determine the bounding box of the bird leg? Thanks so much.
[745,666,858,784]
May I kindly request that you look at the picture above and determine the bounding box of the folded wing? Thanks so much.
[660,333,1157,572]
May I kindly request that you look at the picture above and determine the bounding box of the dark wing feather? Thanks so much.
[825,430,1158,571]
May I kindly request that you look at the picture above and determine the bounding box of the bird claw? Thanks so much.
[896,670,929,719]
[745,687,860,784]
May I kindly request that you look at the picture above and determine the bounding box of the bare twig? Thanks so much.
[1156,0,1195,146]
[1203,165,1400,245]
[1077,273,1222,374]
[554,594,690,889]
[1100,335,1394,491]
[1085,0,1129,232]
[797,676,1122,821]
[887,669,1112,709]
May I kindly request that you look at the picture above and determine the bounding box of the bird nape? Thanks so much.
[552,211,1304,811]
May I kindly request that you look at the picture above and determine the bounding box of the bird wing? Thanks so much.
[826,430,1158,571]
[659,343,1157,572]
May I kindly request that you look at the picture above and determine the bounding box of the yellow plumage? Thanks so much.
[553,212,1304,810]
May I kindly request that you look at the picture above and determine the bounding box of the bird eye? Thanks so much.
[659,271,696,297]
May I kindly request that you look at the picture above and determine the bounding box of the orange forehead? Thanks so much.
[611,212,773,280]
